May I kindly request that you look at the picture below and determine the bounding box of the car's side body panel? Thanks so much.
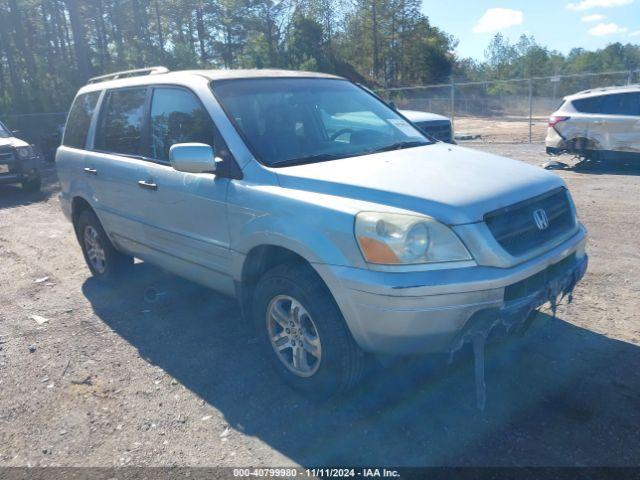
[137,161,234,295]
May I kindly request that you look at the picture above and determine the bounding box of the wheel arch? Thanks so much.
[235,244,332,324]
[71,196,95,238]
[568,136,602,153]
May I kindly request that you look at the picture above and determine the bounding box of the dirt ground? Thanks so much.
[455,116,549,144]
[1,142,639,468]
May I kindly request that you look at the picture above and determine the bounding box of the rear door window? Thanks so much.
[632,92,640,116]
[63,92,100,149]
[601,93,630,115]
[148,87,215,162]
[96,88,148,156]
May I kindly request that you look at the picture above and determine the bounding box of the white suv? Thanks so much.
[546,84,640,162]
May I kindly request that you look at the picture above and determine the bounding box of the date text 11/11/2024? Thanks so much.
[232,468,400,477]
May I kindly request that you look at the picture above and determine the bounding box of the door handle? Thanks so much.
[83,167,97,175]
[137,180,158,191]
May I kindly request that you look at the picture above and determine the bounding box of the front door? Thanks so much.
[135,86,234,295]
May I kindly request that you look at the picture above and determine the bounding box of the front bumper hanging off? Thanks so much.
[455,252,588,344]
[447,253,588,410]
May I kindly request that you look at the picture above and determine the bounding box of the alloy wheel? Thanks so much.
[83,225,107,274]
[266,295,322,377]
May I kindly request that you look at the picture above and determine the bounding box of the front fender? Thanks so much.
[227,183,369,281]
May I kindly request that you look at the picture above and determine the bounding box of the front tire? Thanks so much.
[77,209,133,283]
[253,261,365,399]
[21,175,41,192]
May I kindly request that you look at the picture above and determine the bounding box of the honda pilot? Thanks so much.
[57,68,588,398]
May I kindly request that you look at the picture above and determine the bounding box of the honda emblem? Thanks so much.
[533,208,550,230]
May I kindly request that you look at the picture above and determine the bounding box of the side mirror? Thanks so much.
[11,129,21,137]
[388,101,397,111]
[169,143,217,174]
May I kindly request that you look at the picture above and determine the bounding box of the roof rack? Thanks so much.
[87,66,170,85]
[573,83,639,96]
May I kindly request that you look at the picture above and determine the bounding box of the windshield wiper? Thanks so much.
[369,140,430,154]
[270,141,430,167]
[271,153,348,167]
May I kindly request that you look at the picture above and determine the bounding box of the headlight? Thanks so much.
[355,212,472,265]
[15,146,36,159]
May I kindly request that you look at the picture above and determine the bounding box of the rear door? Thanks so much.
[88,86,149,255]
[57,91,101,199]
[601,92,640,154]
[135,86,234,294]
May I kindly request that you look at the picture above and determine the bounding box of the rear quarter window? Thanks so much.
[571,96,602,114]
[63,92,100,149]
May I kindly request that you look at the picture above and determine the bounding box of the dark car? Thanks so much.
[0,120,42,192]
[400,109,455,144]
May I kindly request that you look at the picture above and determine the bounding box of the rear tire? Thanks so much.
[77,209,133,283]
[253,261,365,400]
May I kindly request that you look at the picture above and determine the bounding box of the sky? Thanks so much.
[421,0,640,60]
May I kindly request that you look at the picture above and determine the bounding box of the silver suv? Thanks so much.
[57,67,588,398]
[546,84,640,162]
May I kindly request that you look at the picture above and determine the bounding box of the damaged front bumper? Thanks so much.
[0,156,40,185]
[445,243,587,410]
[455,249,588,346]
[321,225,588,356]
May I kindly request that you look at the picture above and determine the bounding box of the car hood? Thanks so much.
[0,136,28,148]
[275,143,565,225]
[400,110,450,123]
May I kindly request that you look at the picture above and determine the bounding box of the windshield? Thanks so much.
[211,78,431,167]
[0,121,11,138]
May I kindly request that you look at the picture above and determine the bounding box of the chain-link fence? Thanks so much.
[378,70,640,144]
[2,70,639,155]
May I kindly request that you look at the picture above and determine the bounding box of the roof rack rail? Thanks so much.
[574,83,639,96]
[87,66,170,85]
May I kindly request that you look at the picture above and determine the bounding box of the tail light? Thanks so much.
[548,116,570,127]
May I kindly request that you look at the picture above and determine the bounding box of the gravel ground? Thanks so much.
[1,143,639,468]
[454,117,549,144]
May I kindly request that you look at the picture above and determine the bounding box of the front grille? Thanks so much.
[485,188,576,256]
[504,253,576,302]
[415,121,452,143]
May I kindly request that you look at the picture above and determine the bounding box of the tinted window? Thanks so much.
[601,92,639,116]
[572,96,602,114]
[97,88,147,156]
[0,121,11,138]
[149,88,215,162]
[212,78,428,167]
[63,92,100,148]
[601,94,626,115]
[632,92,640,115]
